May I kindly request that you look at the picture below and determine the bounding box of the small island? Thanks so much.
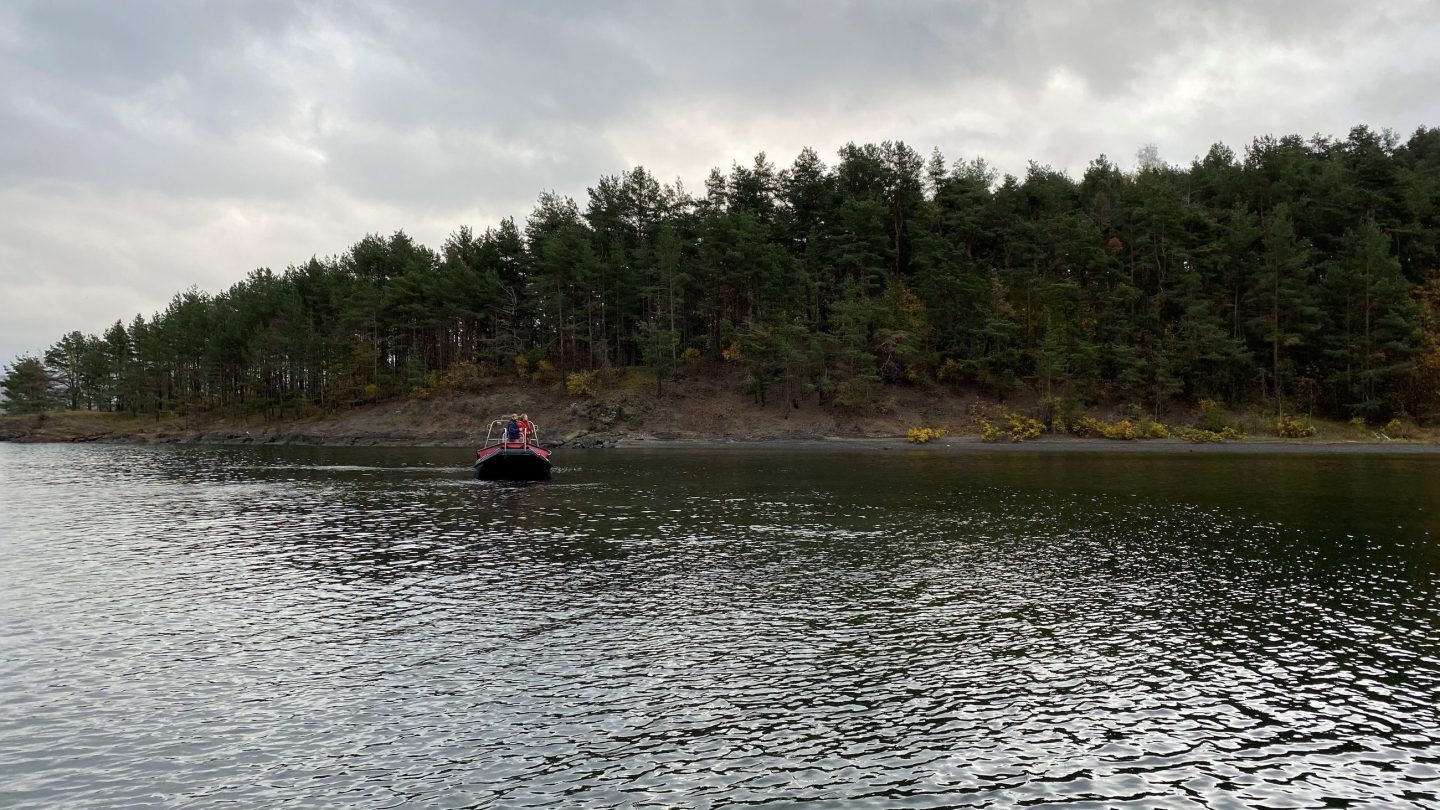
[6,126,1440,450]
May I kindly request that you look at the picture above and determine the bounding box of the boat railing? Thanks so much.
[482,419,540,449]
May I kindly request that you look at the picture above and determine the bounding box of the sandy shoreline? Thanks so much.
[615,435,1440,455]
[2,415,1440,455]
[5,378,1439,455]
[8,428,1437,455]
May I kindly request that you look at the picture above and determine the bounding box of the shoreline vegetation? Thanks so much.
[4,366,1438,453]
[6,125,1440,441]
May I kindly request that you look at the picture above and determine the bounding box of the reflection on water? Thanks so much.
[1,443,1438,808]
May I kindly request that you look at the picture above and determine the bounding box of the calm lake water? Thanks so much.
[1,442,1439,808]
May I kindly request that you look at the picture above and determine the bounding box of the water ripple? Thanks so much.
[1,443,1438,808]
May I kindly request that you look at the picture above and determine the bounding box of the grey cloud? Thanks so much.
[3,0,1440,365]
[12,0,299,90]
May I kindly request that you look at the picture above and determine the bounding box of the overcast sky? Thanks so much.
[3,0,1439,367]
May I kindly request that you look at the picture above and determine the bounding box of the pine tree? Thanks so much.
[1247,205,1319,415]
[1,355,59,414]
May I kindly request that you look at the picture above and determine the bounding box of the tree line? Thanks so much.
[6,124,1440,422]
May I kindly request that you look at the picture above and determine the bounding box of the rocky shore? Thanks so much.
[3,371,1437,453]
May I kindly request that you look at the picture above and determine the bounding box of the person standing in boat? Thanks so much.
[518,413,534,445]
[505,414,521,442]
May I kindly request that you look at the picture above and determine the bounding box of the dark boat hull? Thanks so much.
[474,445,552,481]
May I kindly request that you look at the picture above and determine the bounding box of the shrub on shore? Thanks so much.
[566,371,598,397]
[972,405,1043,442]
[907,426,947,443]
[1274,414,1317,438]
[1382,418,1417,439]
[1068,414,1171,440]
[1175,426,1245,442]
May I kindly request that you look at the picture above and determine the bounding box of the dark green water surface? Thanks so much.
[1,442,1438,808]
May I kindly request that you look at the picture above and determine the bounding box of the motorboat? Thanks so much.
[474,418,552,481]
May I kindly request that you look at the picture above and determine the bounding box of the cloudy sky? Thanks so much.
[3,0,1439,366]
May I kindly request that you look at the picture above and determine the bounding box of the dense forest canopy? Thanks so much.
[6,124,1440,422]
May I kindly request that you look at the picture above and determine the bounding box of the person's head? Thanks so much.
[521,413,529,421]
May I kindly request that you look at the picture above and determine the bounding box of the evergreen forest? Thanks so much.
[7,125,1440,425]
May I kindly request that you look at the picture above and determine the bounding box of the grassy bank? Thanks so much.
[3,364,1437,449]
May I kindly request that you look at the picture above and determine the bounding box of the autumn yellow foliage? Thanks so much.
[1274,414,1316,438]
[907,426,947,443]
[974,407,1043,442]
[1073,416,1137,440]
[1176,426,1243,442]
[565,370,598,397]
[1069,415,1173,440]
